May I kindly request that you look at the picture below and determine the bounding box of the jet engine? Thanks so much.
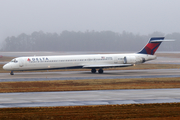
[124,56,145,64]
[123,56,136,64]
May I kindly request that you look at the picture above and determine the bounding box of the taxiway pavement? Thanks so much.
[0,88,180,108]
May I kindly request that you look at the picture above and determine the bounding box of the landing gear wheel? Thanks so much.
[98,69,103,74]
[91,68,96,73]
[10,71,14,75]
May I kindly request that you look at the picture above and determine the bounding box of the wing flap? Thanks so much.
[83,64,133,68]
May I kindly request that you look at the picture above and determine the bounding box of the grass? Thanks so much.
[0,77,180,93]
[0,56,14,61]
[0,103,180,120]
[156,53,180,58]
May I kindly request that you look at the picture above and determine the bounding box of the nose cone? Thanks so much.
[3,64,11,70]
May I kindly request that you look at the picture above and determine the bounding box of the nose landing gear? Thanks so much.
[10,71,14,75]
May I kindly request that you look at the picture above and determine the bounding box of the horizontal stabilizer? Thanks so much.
[83,64,133,68]
[150,39,175,43]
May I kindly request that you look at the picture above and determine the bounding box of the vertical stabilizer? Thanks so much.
[138,37,165,55]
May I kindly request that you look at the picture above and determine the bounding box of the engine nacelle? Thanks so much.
[124,56,145,64]
[124,56,136,64]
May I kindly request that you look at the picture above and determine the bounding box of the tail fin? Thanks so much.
[138,37,165,55]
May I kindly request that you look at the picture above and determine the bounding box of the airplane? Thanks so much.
[3,37,172,75]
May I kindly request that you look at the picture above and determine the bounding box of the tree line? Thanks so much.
[1,30,179,52]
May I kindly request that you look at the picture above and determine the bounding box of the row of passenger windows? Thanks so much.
[30,58,113,63]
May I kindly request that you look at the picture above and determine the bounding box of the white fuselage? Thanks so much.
[3,53,156,71]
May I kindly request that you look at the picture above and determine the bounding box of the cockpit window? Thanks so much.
[11,59,18,63]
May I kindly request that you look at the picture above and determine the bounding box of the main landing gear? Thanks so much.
[91,68,103,74]
[98,69,103,74]
[91,68,96,73]
[10,71,14,75]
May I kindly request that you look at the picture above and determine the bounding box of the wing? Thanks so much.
[83,64,133,68]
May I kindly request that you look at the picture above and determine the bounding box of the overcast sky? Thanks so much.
[0,0,180,42]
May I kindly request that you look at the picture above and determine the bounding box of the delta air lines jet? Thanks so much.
[3,37,170,75]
